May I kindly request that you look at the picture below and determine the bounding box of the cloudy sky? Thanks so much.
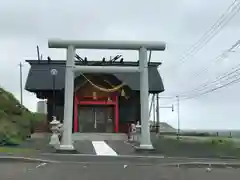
[0,0,239,130]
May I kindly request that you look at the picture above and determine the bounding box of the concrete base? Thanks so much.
[56,144,78,154]
[59,144,75,150]
[135,144,156,153]
[55,149,79,154]
[72,133,128,141]
[140,144,154,150]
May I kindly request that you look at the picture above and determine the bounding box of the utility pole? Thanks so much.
[156,94,160,133]
[156,96,174,134]
[153,95,156,125]
[177,95,180,139]
[19,62,23,105]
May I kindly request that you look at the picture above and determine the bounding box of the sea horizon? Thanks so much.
[180,129,240,137]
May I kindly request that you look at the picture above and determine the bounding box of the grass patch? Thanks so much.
[0,147,36,154]
[151,134,240,158]
[163,135,237,143]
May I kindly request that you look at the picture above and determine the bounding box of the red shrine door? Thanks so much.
[73,82,119,133]
[77,105,115,133]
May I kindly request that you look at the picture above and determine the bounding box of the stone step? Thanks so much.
[72,133,128,141]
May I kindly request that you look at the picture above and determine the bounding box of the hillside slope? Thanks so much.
[0,87,42,145]
[159,122,176,132]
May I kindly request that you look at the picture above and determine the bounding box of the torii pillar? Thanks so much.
[48,39,166,151]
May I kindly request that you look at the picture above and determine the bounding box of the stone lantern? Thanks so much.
[49,116,63,149]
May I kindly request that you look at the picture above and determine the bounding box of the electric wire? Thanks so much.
[175,41,240,96]
[164,0,240,73]
[181,74,240,101]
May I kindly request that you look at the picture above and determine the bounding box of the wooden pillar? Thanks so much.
[115,95,119,133]
[74,95,79,132]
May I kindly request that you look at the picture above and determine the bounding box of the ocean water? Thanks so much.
[182,129,240,138]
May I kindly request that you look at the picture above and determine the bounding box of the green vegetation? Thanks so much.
[0,147,35,154]
[151,134,240,158]
[0,87,45,146]
[150,122,176,132]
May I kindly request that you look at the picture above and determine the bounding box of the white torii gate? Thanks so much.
[48,39,166,151]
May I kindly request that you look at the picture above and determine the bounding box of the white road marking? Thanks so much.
[92,141,118,156]
[36,163,47,168]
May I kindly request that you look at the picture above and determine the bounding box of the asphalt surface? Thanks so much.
[1,161,240,180]
[2,136,240,179]
[0,162,39,179]
[16,134,240,158]
[33,153,240,165]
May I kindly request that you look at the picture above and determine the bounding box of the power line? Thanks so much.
[174,40,240,96]
[162,74,240,105]
[19,62,23,105]
[169,66,240,101]
[181,74,240,101]
[161,57,240,104]
[162,67,240,106]
[178,64,240,100]
[158,58,240,105]
[158,96,176,99]
[187,40,240,81]
[165,0,240,72]
[180,58,240,97]
[173,0,240,69]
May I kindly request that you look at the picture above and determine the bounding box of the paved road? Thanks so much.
[1,161,240,180]
[0,162,39,179]
[35,153,240,165]
[17,136,240,159]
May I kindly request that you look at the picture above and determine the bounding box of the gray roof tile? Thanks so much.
[25,60,164,93]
